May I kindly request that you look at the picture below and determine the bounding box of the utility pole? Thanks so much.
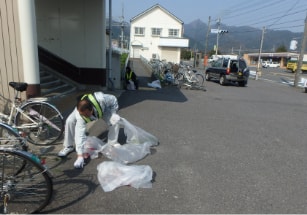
[108,0,113,90]
[204,16,211,67]
[215,17,221,55]
[120,7,124,49]
[294,14,307,87]
[256,26,265,80]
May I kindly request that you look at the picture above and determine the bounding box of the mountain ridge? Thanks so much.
[184,19,302,54]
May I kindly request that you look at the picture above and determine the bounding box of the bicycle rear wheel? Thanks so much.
[14,101,64,145]
[0,123,26,150]
[0,149,53,214]
[194,73,205,88]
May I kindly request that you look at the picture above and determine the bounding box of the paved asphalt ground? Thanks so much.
[33,60,307,214]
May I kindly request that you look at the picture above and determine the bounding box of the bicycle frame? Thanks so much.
[180,66,198,84]
[176,65,206,90]
[16,102,62,132]
[0,90,62,132]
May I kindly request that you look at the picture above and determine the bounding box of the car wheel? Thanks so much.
[205,72,211,81]
[238,81,246,87]
[219,75,226,85]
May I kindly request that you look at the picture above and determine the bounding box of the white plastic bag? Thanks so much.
[105,118,158,163]
[127,80,136,90]
[107,118,158,146]
[123,118,158,145]
[97,161,153,192]
[107,123,120,145]
[84,136,106,159]
[101,142,152,164]
[147,80,161,89]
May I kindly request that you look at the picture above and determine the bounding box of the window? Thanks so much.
[168,29,179,37]
[151,28,162,36]
[212,58,223,67]
[134,27,145,36]
[238,59,247,70]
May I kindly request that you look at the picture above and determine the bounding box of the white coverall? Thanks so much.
[64,92,119,155]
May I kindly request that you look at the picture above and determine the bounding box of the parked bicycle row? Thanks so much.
[0,82,64,213]
[149,60,207,91]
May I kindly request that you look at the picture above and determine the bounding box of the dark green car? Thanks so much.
[205,57,250,87]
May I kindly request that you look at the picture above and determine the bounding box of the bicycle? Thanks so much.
[176,65,206,91]
[0,122,53,214]
[0,82,64,146]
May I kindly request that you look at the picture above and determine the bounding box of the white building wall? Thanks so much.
[130,6,183,63]
[161,47,180,63]
[35,0,104,68]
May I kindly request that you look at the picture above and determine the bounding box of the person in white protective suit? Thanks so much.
[57,92,120,168]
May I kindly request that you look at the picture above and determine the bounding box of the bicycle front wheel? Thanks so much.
[14,101,64,145]
[0,123,26,150]
[174,72,184,88]
[0,149,53,214]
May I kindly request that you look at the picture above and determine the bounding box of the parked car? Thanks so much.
[205,57,250,87]
[262,61,280,68]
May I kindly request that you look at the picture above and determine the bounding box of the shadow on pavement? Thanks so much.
[42,176,99,213]
[118,85,188,110]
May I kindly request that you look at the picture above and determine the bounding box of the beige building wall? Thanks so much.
[0,0,24,112]
[35,0,105,68]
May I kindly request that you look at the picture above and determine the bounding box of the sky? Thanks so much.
[108,0,307,33]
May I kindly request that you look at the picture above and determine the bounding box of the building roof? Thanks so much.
[247,52,299,58]
[130,4,183,24]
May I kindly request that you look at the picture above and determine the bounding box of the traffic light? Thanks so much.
[219,30,228,34]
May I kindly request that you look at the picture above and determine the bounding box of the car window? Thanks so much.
[212,58,223,67]
[238,59,247,70]
[222,59,228,68]
[230,61,238,71]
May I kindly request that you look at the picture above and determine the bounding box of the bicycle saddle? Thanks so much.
[9,82,28,92]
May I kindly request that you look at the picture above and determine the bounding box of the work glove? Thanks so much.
[74,157,84,169]
[110,113,121,126]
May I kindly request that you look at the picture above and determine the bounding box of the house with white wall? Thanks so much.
[129,4,189,64]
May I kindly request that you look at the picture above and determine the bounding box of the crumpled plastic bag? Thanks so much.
[127,80,136,90]
[97,161,153,192]
[108,118,159,145]
[105,118,158,163]
[101,142,152,164]
[85,118,158,163]
[147,80,161,89]
[84,136,106,159]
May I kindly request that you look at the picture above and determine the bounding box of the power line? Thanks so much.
[249,8,307,28]
[223,0,282,20]
[214,0,306,32]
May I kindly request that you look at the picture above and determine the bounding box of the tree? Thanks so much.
[120,53,128,69]
[208,49,221,57]
[181,49,192,60]
[275,44,287,52]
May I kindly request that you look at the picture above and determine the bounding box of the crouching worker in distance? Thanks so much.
[58,92,120,168]
[125,66,139,90]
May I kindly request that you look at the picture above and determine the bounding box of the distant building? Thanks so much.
[244,52,299,68]
[129,4,189,63]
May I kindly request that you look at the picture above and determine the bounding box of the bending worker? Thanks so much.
[125,66,139,90]
[58,92,119,168]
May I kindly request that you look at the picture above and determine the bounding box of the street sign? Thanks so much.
[211,29,219,34]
